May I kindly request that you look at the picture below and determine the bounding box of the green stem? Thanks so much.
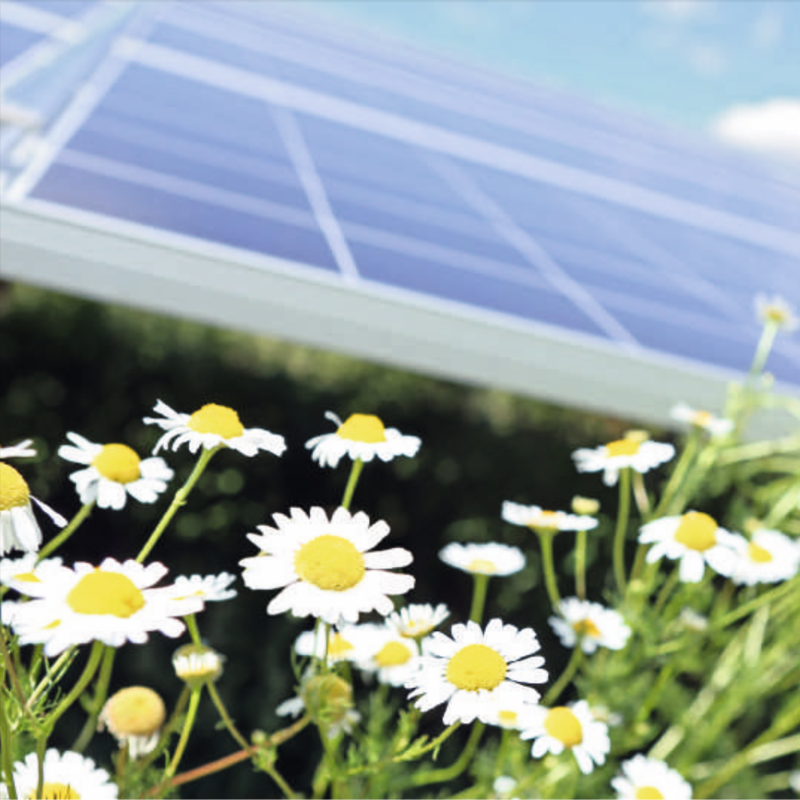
[747,320,779,386]
[543,646,582,706]
[469,574,490,624]
[46,640,105,732]
[764,479,800,528]
[575,529,587,600]
[207,681,249,750]
[634,661,676,724]
[653,431,701,518]
[613,467,632,595]
[185,614,202,647]
[72,646,116,752]
[0,662,18,800]
[631,470,651,518]
[36,500,95,562]
[410,721,484,787]
[711,578,797,630]
[166,685,203,779]
[653,567,680,617]
[136,447,218,563]
[341,457,364,511]
[538,530,561,609]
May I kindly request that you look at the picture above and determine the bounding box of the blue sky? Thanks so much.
[293,0,799,156]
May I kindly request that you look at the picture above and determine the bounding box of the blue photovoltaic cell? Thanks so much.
[350,239,609,338]
[32,160,338,272]
[0,25,43,68]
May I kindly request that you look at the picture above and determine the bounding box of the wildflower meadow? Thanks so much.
[1,290,799,799]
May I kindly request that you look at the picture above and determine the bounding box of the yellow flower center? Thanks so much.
[375,640,413,667]
[763,305,789,324]
[295,535,365,591]
[572,618,601,638]
[91,444,141,484]
[66,570,146,617]
[0,463,30,510]
[446,643,507,691]
[188,403,244,439]
[337,414,387,443]
[691,410,713,427]
[605,439,640,457]
[674,511,718,552]
[635,788,665,800]
[498,709,518,726]
[747,541,773,563]
[466,559,497,574]
[328,633,355,658]
[529,510,561,530]
[32,783,80,799]
[543,706,583,747]
[104,686,166,736]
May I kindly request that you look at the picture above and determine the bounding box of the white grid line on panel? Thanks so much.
[424,153,640,348]
[5,6,163,202]
[271,106,359,281]
[121,40,800,260]
[51,148,319,231]
[160,1,794,211]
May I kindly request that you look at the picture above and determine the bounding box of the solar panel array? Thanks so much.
[2,0,799,424]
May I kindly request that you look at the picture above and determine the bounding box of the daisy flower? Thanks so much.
[240,506,414,625]
[6,749,118,799]
[305,411,421,468]
[611,754,692,800]
[405,618,548,725]
[387,602,450,639]
[439,541,525,576]
[100,686,166,758]
[728,529,800,586]
[670,403,733,437]
[356,623,423,687]
[293,622,376,663]
[59,432,174,510]
[1,557,205,656]
[172,572,238,602]
[502,501,598,533]
[521,700,610,775]
[638,511,739,583]
[0,439,36,458]
[755,293,798,331]
[144,399,286,457]
[549,598,631,654]
[0,461,66,555]
[173,643,225,686]
[572,439,675,486]
[482,697,541,731]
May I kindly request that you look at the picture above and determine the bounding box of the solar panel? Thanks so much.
[1,0,798,431]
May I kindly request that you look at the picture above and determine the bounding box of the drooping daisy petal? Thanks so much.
[100,686,166,758]
[405,619,547,725]
[1,557,205,656]
[639,511,740,583]
[611,754,692,799]
[439,541,525,576]
[305,411,421,468]
[521,700,610,775]
[59,432,175,510]
[171,572,238,602]
[572,439,675,486]
[0,462,66,555]
[240,506,414,625]
[549,597,631,654]
[755,293,798,331]
[728,529,800,586]
[144,400,286,458]
[502,501,598,532]
[9,749,118,799]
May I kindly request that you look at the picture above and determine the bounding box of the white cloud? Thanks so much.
[711,99,800,161]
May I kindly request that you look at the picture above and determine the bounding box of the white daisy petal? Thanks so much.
[439,542,525,576]
[728,529,800,586]
[549,598,631,654]
[242,506,414,625]
[573,439,675,486]
[305,412,420,468]
[144,400,285,458]
[611,754,692,799]
[502,500,597,532]
[10,749,118,799]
